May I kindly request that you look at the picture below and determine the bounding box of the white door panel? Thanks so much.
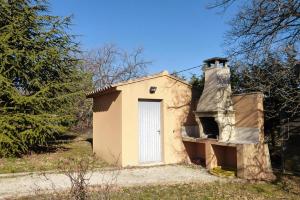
[139,101,161,163]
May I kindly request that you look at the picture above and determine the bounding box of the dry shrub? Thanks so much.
[58,157,94,200]
[33,156,120,200]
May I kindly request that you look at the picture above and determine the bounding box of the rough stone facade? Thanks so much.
[186,57,275,180]
[195,63,236,142]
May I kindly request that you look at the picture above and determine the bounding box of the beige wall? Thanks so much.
[233,93,264,128]
[233,93,264,141]
[237,143,274,180]
[119,75,195,166]
[93,91,122,165]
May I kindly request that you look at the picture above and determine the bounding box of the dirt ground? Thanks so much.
[0,165,221,199]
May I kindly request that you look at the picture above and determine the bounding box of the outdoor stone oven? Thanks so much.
[182,57,274,180]
[194,57,236,141]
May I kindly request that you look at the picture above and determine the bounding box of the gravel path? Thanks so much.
[0,165,221,199]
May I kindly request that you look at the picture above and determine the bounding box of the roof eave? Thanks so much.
[86,86,119,98]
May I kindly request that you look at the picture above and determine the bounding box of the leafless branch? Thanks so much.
[209,0,300,60]
[81,44,151,89]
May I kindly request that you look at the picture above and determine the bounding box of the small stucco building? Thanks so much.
[87,71,198,167]
[87,58,274,180]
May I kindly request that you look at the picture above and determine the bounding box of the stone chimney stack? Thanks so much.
[203,57,228,68]
[194,57,236,141]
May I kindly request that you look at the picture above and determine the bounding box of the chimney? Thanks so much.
[194,57,236,141]
[203,57,228,68]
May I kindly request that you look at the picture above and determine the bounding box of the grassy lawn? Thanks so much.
[19,177,300,200]
[109,181,300,200]
[0,132,109,174]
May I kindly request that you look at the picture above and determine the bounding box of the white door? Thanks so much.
[139,100,161,163]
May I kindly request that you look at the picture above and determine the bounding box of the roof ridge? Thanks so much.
[113,70,168,87]
[86,70,191,98]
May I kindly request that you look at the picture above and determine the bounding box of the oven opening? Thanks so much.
[200,117,219,139]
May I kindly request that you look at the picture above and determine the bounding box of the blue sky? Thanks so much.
[50,0,236,77]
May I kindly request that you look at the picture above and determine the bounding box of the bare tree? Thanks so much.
[82,44,151,88]
[209,0,300,59]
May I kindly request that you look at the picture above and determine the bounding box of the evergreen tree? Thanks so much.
[189,73,204,93]
[0,0,85,156]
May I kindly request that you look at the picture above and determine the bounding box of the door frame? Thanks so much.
[138,99,164,164]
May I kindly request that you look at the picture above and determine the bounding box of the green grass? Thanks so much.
[19,179,300,200]
[0,133,109,174]
[108,181,300,200]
